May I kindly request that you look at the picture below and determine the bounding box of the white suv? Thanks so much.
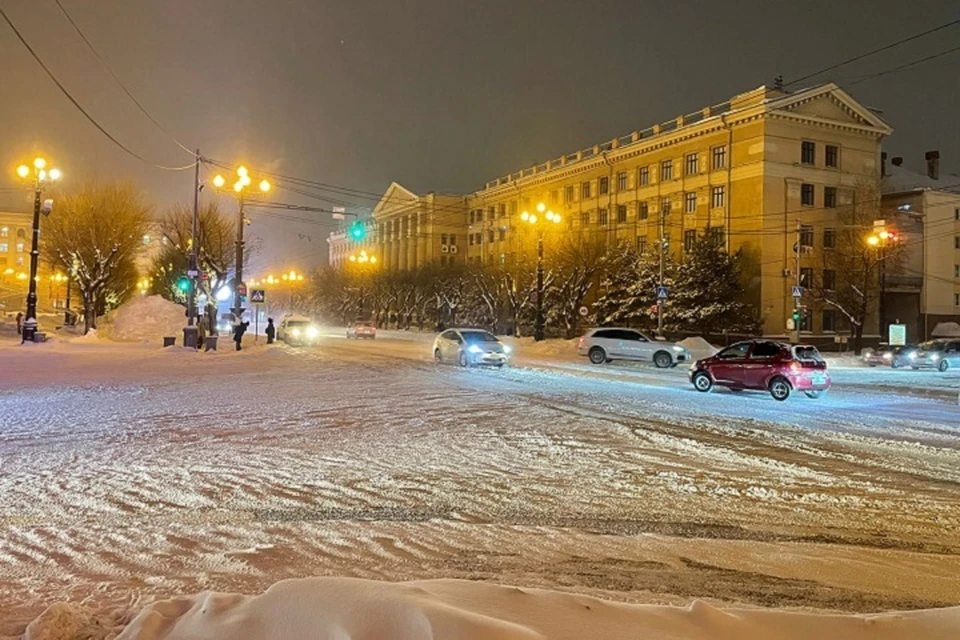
[577,328,690,368]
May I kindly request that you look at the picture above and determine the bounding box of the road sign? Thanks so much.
[791,285,804,298]
[889,324,906,346]
[578,306,589,317]
[656,286,669,300]
[187,269,199,277]
[250,289,266,304]
[332,206,346,220]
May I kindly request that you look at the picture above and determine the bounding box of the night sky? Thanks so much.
[1,0,957,272]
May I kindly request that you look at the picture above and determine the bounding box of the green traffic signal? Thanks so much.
[349,221,366,240]
[177,277,190,292]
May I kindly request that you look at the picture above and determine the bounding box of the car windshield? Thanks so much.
[793,346,824,362]
[461,330,499,343]
[287,321,310,328]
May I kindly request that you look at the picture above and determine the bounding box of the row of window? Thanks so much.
[798,225,837,249]
[800,184,839,208]
[800,141,840,168]
[0,227,27,239]
[0,242,25,253]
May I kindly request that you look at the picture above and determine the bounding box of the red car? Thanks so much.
[688,340,830,401]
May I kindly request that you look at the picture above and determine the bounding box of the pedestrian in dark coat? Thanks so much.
[233,320,249,351]
[265,318,276,344]
[16,312,24,335]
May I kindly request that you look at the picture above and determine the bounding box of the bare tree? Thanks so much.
[43,183,151,333]
[548,236,606,338]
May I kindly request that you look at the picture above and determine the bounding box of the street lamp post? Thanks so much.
[520,203,561,342]
[212,166,270,325]
[281,269,305,313]
[16,157,61,343]
[348,250,377,319]
[867,229,898,342]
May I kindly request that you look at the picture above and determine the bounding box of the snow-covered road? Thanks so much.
[1,334,959,633]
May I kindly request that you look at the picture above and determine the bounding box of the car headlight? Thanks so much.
[503,345,512,354]
[307,326,319,338]
[931,354,940,361]
[468,344,483,354]
[909,352,917,360]
[671,345,684,351]
[882,353,892,360]
[292,328,301,337]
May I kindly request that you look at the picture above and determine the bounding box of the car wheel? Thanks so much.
[911,366,920,370]
[458,351,469,368]
[653,351,672,369]
[867,364,877,368]
[588,347,607,365]
[891,359,902,369]
[938,359,949,372]
[769,377,791,401]
[692,371,713,393]
[434,349,442,364]
[804,390,824,399]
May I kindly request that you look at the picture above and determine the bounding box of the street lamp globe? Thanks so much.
[233,181,243,193]
[259,179,271,192]
[867,235,880,246]
[536,202,546,213]
[521,211,529,221]
[213,174,225,188]
[529,214,538,224]
[48,168,61,181]
[17,165,29,178]
[33,157,46,170]
[237,166,249,178]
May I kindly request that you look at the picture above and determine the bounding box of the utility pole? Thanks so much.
[183,149,201,348]
[534,230,545,341]
[792,221,802,344]
[878,240,887,341]
[657,207,666,337]
[232,193,246,323]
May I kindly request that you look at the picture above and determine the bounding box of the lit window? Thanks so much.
[685,192,697,214]
[712,146,726,170]
[660,160,673,181]
[617,172,628,191]
[639,166,650,186]
[0,227,7,237]
[0,243,7,253]
[685,153,698,176]
[711,186,725,209]
[16,243,24,253]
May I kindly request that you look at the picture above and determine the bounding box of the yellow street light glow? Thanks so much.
[536,202,546,213]
[237,166,249,178]
[233,181,243,193]
[3,268,14,275]
[240,175,251,187]
[370,256,377,264]
[553,215,561,224]
[867,235,880,246]
[33,157,46,169]
[879,230,890,240]
[259,179,271,192]
[349,255,357,262]
[529,214,538,224]
[521,211,529,221]
[213,174,225,188]
[16,165,30,178]
[48,168,61,181]
[38,170,47,181]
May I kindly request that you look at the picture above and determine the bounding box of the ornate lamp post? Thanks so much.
[15,157,61,342]
[348,250,377,319]
[520,203,561,341]
[867,229,899,341]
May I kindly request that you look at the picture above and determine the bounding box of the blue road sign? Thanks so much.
[250,289,266,304]
[792,286,804,298]
[656,286,669,300]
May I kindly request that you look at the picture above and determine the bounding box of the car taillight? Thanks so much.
[578,337,585,348]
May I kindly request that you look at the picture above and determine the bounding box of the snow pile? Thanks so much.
[108,577,960,640]
[678,336,718,360]
[70,328,101,343]
[506,336,579,358]
[101,295,186,342]
[931,322,960,338]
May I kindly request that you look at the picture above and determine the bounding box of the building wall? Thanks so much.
[327,219,378,270]
[373,186,467,272]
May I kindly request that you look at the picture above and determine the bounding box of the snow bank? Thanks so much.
[106,577,960,640]
[931,322,960,338]
[100,296,186,342]
[505,336,579,358]
[678,336,718,361]
[69,328,101,343]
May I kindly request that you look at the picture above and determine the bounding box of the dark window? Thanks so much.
[801,183,815,206]
[955,208,959,221]
[639,166,650,186]
[565,185,575,203]
[469,234,475,246]
[684,229,697,252]
[822,309,837,332]
[824,186,837,208]
[617,205,627,224]
[599,176,609,195]
[685,192,697,214]
[707,226,725,248]
[717,343,751,359]
[488,230,495,243]
[593,329,618,339]
[712,145,726,170]
[469,211,475,224]
[639,201,649,220]
[441,234,448,245]
[955,236,959,250]
[661,198,671,216]
[617,172,628,191]
[550,190,559,205]
[488,207,495,220]
[750,341,781,358]
[800,267,814,287]
[711,186,725,209]
[637,236,647,253]
[825,145,838,168]
[801,141,816,165]
[450,234,457,246]
[499,228,506,241]
[800,225,814,247]
[498,203,506,217]
[661,159,673,181]
[686,153,698,176]
[823,269,836,291]
[599,208,609,226]
[582,181,592,199]
[581,212,590,226]
[823,228,836,248]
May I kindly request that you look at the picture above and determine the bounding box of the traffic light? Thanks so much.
[792,309,801,323]
[349,221,366,240]
[176,276,190,293]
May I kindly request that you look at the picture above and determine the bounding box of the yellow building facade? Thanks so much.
[373,182,467,271]
[465,83,892,337]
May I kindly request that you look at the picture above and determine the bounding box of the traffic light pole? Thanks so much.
[232,194,246,323]
[792,221,802,344]
[534,231,545,342]
[657,209,665,337]
[183,149,201,349]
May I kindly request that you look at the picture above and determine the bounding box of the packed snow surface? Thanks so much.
[99,295,185,342]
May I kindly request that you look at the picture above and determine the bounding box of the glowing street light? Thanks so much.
[519,203,560,341]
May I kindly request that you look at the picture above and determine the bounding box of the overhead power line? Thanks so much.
[784,16,960,87]
[0,6,196,171]
[52,0,195,157]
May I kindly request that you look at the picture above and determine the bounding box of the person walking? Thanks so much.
[196,315,207,349]
[265,318,276,344]
[232,320,249,351]
[15,312,23,336]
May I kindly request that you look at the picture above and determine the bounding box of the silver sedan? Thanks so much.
[433,329,511,367]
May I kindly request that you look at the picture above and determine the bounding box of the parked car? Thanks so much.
[577,327,690,368]
[910,339,960,372]
[346,321,377,339]
[433,328,511,367]
[863,344,916,368]
[277,315,320,346]
[688,340,830,401]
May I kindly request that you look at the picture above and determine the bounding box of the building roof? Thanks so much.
[882,163,960,196]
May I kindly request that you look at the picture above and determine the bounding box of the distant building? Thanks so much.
[327,218,378,270]
[372,182,466,271]
[881,151,960,341]
[466,83,893,338]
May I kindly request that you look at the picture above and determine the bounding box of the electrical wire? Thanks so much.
[52,0,195,157]
[0,6,196,171]
[846,44,960,87]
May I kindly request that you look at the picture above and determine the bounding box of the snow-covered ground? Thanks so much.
[1,332,959,637]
